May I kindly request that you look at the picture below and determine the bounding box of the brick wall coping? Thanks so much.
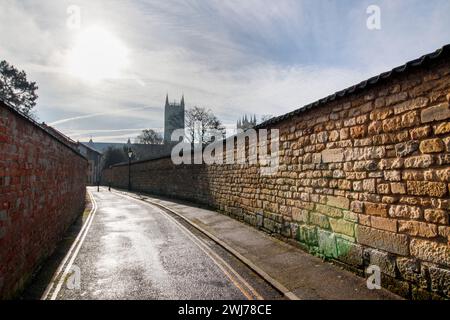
[0,100,87,161]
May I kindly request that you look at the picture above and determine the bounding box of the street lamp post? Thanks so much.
[128,148,133,191]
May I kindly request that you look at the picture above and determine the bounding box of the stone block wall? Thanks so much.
[0,102,87,299]
[103,53,450,299]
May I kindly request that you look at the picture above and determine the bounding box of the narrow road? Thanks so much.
[43,187,282,300]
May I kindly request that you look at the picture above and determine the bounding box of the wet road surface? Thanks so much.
[43,187,283,300]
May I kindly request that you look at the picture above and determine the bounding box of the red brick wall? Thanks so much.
[0,102,87,299]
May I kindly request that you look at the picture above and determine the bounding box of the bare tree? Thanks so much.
[0,60,38,118]
[135,129,163,144]
[185,106,225,144]
[101,147,128,170]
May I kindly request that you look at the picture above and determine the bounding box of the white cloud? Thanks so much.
[1,0,449,142]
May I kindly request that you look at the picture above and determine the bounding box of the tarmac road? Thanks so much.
[42,187,283,300]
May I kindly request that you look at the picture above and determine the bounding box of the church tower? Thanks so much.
[164,94,185,144]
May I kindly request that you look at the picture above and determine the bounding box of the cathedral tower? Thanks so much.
[164,94,185,144]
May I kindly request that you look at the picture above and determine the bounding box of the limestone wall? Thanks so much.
[103,52,450,299]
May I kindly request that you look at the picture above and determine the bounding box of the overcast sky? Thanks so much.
[1,0,449,142]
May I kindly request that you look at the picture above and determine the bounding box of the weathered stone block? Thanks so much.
[436,154,450,165]
[363,178,376,193]
[281,221,292,238]
[438,226,450,243]
[312,153,322,164]
[269,211,285,222]
[421,102,450,123]
[389,205,421,219]
[379,158,403,170]
[368,121,382,135]
[244,213,257,226]
[229,207,244,218]
[350,200,363,213]
[397,257,427,287]
[434,122,450,135]
[329,218,355,237]
[350,125,366,139]
[384,170,401,181]
[386,92,408,106]
[321,148,344,163]
[318,229,338,258]
[365,202,388,217]
[366,160,378,171]
[291,207,308,223]
[298,225,318,246]
[398,221,438,238]
[410,238,450,267]
[419,138,445,153]
[256,212,264,228]
[326,195,350,210]
[357,225,409,255]
[363,146,386,160]
[444,136,450,152]
[393,97,429,115]
[370,216,397,232]
[340,128,349,140]
[336,238,363,266]
[404,155,433,168]
[424,209,448,225]
[395,140,419,157]
[410,125,431,140]
[390,182,406,194]
[365,248,396,277]
[263,218,282,234]
[315,204,343,218]
[309,212,330,229]
[380,274,411,298]
[406,181,447,197]
[428,265,450,297]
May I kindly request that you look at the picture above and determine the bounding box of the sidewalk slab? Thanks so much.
[126,191,402,300]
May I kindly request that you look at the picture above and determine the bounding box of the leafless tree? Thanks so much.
[135,129,163,144]
[185,106,225,144]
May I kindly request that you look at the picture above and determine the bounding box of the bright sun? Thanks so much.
[67,26,129,82]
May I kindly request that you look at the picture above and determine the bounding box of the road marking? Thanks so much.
[116,190,299,300]
[115,191,263,300]
[156,206,263,300]
[41,189,98,300]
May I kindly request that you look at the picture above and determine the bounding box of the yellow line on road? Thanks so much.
[41,189,98,300]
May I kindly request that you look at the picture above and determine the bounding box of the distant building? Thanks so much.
[85,139,173,163]
[82,94,186,166]
[237,114,257,131]
[78,139,103,185]
[164,94,185,144]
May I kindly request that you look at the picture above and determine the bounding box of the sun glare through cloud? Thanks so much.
[66,26,129,82]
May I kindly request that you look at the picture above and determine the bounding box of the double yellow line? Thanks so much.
[41,190,98,300]
[117,192,263,300]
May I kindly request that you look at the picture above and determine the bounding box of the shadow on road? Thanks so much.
[19,194,92,300]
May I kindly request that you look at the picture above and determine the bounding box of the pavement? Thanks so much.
[115,188,402,300]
